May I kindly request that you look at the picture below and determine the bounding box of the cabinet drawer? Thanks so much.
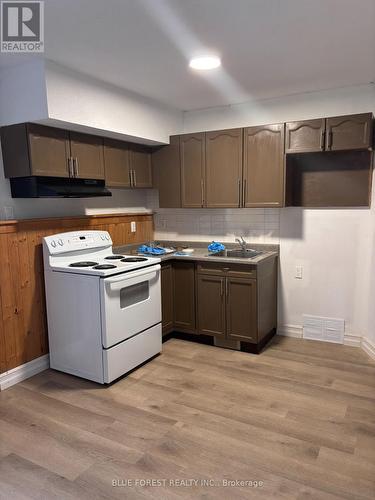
[197,262,257,279]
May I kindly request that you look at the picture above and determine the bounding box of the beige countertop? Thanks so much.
[115,241,278,266]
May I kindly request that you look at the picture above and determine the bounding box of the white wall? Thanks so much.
[44,61,183,145]
[183,84,375,132]
[152,84,375,345]
[0,60,183,144]
[0,59,48,126]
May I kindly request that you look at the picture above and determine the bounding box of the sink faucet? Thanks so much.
[235,236,247,251]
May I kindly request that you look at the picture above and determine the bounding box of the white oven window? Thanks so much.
[120,281,149,308]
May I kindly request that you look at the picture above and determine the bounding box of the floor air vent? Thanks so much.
[303,315,344,344]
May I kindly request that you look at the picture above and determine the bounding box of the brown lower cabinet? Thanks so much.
[161,262,174,335]
[196,274,226,337]
[226,277,257,342]
[197,268,258,342]
[172,261,196,333]
[160,258,277,351]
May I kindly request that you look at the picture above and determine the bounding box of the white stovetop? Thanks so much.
[43,230,159,277]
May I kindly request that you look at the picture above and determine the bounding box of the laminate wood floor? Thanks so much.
[0,336,375,499]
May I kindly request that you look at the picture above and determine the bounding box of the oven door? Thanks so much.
[100,264,161,348]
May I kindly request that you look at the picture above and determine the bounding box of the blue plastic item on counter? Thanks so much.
[208,241,225,253]
[138,245,166,255]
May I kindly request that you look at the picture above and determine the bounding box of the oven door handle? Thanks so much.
[104,264,160,291]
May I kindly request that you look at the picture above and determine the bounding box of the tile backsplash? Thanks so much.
[147,190,280,243]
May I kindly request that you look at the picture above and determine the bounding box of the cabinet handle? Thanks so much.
[133,170,137,187]
[72,157,79,177]
[201,178,204,207]
[129,170,132,186]
[327,130,333,150]
[220,279,224,298]
[320,130,325,150]
[238,179,241,207]
[242,179,247,207]
[67,157,73,177]
[225,279,229,301]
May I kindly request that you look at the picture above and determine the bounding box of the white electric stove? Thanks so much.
[43,230,162,383]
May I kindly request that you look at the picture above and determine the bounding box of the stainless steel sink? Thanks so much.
[208,249,263,259]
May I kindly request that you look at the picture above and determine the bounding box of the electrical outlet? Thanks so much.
[130,221,136,233]
[295,266,303,279]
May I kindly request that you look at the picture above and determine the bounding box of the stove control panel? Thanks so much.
[44,231,112,254]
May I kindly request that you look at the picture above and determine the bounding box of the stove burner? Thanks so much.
[93,264,117,270]
[105,255,125,260]
[121,257,148,262]
[69,261,98,267]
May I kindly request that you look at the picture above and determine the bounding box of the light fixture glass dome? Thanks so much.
[189,56,221,70]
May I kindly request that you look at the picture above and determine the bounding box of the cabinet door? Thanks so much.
[285,119,325,153]
[130,145,152,188]
[69,133,105,179]
[243,124,285,207]
[28,124,70,177]
[226,278,257,343]
[197,275,226,337]
[152,135,181,207]
[103,139,131,187]
[326,113,373,151]
[205,129,242,208]
[180,133,205,208]
[161,263,174,336]
[173,261,196,333]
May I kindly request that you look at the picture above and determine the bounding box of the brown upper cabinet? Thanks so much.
[285,119,325,153]
[129,144,152,188]
[180,133,206,208]
[286,113,373,153]
[152,135,181,207]
[243,124,285,207]
[325,114,373,151]
[69,132,105,180]
[103,139,131,188]
[1,123,71,178]
[154,126,284,209]
[27,124,71,177]
[1,123,105,180]
[205,129,243,208]
[104,141,152,188]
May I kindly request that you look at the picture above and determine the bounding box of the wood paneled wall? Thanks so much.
[0,213,153,374]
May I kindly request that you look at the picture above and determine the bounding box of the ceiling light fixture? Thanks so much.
[189,56,221,70]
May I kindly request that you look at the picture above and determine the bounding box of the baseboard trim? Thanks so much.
[277,324,303,338]
[0,355,50,391]
[362,337,375,361]
[343,334,362,347]
[277,325,372,357]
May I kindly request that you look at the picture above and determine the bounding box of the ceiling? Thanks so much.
[1,0,375,111]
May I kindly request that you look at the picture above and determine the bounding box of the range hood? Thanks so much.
[10,177,112,198]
